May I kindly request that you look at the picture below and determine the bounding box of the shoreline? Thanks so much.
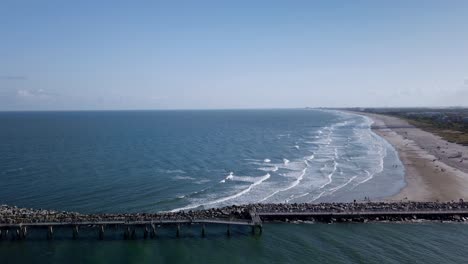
[354,112,468,202]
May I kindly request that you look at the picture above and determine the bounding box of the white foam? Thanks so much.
[328,175,357,194]
[356,170,372,184]
[260,161,308,202]
[220,172,234,183]
[285,192,310,202]
[172,173,271,212]
[310,191,326,202]
[194,179,211,184]
[264,159,271,163]
[283,159,290,165]
[258,166,279,172]
[319,160,338,189]
[173,176,196,181]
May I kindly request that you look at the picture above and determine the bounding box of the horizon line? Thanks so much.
[1,106,468,113]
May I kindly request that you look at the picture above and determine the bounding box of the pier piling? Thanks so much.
[130,227,136,240]
[150,224,156,238]
[176,224,180,238]
[227,224,231,236]
[72,226,79,240]
[15,228,20,240]
[144,226,149,239]
[19,226,27,240]
[201,224,206,237]
[47,226,53,240]
[98,225,105,240]
[124,227,130,240]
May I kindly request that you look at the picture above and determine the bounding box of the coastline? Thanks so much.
[355,112,468,201]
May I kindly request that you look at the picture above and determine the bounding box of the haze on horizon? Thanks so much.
[1,0,468,111]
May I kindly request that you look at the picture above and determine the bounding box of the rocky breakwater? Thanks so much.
[0,204,252,225]
[2,201,468,225]
[251,201,468,223]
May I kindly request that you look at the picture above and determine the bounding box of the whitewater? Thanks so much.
[171,110,405,212]
[0,109,405,213]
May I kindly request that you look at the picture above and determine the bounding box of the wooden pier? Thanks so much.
[0,214,263,240]
[2,202,468,240]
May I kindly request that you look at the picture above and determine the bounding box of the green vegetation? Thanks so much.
[401,117,468,146]
[346,107,468,146]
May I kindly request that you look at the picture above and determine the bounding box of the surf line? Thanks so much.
[259,159,311,203]
[171,173,271,212]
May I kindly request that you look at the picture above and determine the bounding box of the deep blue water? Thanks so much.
[0,109,404,213]
[1,223,467,264]
[6,109,461,264]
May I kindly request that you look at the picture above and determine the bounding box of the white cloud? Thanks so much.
[16,89,53,99]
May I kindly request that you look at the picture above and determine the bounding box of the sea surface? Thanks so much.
[0,109,404,213]
[3,109,466,263]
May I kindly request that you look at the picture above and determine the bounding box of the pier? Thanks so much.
[2,201,468,240]
[258,209,468,222]
[0,219,261,241]
[0,205,263,240]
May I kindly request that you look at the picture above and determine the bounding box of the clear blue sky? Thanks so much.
[1,0,468,110]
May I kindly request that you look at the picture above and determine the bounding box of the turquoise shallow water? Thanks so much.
[1,223,467,264]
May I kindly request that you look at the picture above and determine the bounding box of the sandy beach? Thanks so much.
[356,112,468,202]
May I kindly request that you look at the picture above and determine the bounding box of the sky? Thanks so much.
[1,0,468,110]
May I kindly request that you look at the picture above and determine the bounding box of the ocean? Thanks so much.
[0,109,404,213]
[2,109,466,263]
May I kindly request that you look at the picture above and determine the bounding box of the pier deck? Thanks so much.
[258,209,468,218]
[0,218,256,228]
[2,202,468,240]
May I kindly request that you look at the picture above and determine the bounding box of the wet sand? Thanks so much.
[356,112,468,201]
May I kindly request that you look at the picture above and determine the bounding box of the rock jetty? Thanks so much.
[2,201,468,225]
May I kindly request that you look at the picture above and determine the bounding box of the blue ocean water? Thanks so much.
[0,109,404,213]
[4,109,468,264]
[1,223,468,264]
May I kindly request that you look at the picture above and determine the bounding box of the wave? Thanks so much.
[285,192,310,202]
[162,169,186,174]
[319,159,338,189]
[310,191,326,202]
[259,160,309,202]
[194,179,211,185]
[172,109,396,211]
[220,172,234,183]
[328,175,357,194]
[172,173,271,212]
[258,166,279,172]
[173,175,196,181]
